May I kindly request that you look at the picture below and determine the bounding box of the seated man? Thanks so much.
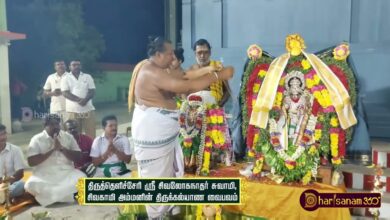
[90,115,132,177]
[0,124,27,203]
[64,119,95,176]
[25,114,85,207]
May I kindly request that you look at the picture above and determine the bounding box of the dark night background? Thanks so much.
[6,0,165,106]
[7,0,165,64]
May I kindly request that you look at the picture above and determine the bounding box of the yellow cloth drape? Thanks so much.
[127,167,350,219]
[127,59,148,111]
[224,180,351,220]
[249,53,290,128]
[249,52,357,129]
[303,52,357,129]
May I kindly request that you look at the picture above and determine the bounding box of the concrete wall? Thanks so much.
[181,0,390,138]
[94,70,131,104]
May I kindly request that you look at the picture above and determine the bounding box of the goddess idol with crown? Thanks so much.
[178,92,232,176]
[240,34,358,183]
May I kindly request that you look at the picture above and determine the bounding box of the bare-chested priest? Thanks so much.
[128,37,233,219]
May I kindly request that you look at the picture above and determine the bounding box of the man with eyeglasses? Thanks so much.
[186,39,234,167]
[188,39,232,107]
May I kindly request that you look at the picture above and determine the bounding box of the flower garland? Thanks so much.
[330,115,342,166]
[240,42,357,182]
[209,109,227,149]
[209,60,224,103]
[200,136,212,175]
[196,205,203,220]
[269,114,318,170]
[304,70,334,112]
[179,95,208,173]
[200,107,229,175]
[240,55,273,154]
[321,45,357,144]
[245,63,271,158]
[180,97,231,176]
[196,116,207,175]
[179,98,206,148]
[260,59,321,182]
[196,205,222,220]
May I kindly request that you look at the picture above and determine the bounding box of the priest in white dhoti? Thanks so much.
[25,114,86,207]
[128,37,234,219]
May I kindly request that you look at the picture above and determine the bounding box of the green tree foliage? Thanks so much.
[52,0,105,74]
[8,0,105,106]
[10,0,105,76]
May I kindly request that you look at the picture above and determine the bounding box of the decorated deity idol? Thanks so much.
[281,71,313,143]
[240,34,358,183]
[179,93,232,176]
[178,39,233,176]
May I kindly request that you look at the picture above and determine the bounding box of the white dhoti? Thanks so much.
[25,165,86,207]
[25,130,87,207]
[132,105,184,218]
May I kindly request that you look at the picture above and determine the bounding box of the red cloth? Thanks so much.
[74,134,93,168]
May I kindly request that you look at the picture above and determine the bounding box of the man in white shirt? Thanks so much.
[61,60,96,138]
[90,115,132,177]
[0,124,27,203]
[24,114,85,207]
[43,61,68,124]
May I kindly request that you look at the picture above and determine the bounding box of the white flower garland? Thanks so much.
[269,114,317,162]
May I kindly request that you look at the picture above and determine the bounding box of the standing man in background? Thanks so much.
[188,39,234,166]
[43,60,68,125]
[189,39,231,107]
[61,60,96,138]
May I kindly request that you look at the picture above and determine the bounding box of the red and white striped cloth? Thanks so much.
[343,172,390,193]
[373,150,390,168]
